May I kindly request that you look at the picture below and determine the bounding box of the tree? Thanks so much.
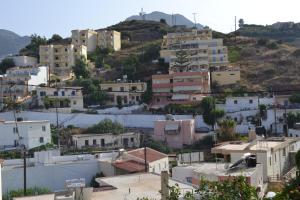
[117,96,123,109]
[238,18,245,28]
[287,112,300,128]
[160,18,167,24]
[289,93,300,104]
[19,34,47,58]
[72,56,90,79]
[217,119,237,142]
[200,97,225,128]
[172,49,191,71]
[0,58,15,74]
[47,34,63,44]
[122,54,140,80]
[141,80,152,104]
[85,119,124,135]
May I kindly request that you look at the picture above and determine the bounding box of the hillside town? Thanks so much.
[2,3,300,200]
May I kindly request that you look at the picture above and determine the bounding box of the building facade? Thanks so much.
[0,120,51,150]
[224,96,259,112]
[211,66,240,86]
[72,132,140,149]
[9,56,37,67]
[97,30,121,51]
[71,29,98,52]
[152,71,210,107]
[100,81,147,106]
[39,44,87,78]
[36,86,84,111]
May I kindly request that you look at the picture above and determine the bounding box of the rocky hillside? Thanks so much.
[0,29,30,57]
[126,11,204,29]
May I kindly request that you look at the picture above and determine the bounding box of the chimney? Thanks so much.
[248,128,257,142]
[161,171,169,200]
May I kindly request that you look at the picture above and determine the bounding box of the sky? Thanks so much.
[1,0,300,38]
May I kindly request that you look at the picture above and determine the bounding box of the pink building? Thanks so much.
[151,71,210,108]
[154,118,205,148]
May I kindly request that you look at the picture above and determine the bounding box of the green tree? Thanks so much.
[173,49,191,70]
[141,80,152,104]
[200,97,225,128]
[122,54,140,80]
[239,18,245,28]
[19,34,47,58]
[289,93,300,104]
[85,119,124,135]
[3,187,51,200]
[160,18,167,24]
[217,119,237,142]
[0,58,15,74]
[72,56,90,79]
[47,34,63,44]
[117,96,123,109]
[287,112,300,128]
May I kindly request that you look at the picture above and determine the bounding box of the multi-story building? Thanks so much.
[8,56,37,67]
[152,71,210,107]
[71,29,98,52]
[36,86,84,111]
[160,29,228,68]
[154,118,210,148]
[39,44,87,78]
[211,137,300,182]
[100,81,147,106]
[1,66,48,101]
[97,30,121,51]
[72,132,140,149]
[211,66,240,86]
[0,120,51,150]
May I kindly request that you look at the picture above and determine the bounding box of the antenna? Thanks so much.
[192,13,198,28]
[139,8,146,21]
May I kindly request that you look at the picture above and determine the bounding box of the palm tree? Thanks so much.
[217,119,236,142]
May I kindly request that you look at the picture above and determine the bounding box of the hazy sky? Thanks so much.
[1,0,300,38]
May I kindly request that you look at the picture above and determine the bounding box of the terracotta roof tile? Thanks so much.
[127,147,168,163]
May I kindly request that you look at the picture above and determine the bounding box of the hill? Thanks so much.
[126,11,203,29]
[0,29,31,57]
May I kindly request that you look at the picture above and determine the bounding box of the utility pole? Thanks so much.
[192,13,198,28]
[0,76,3,111]
[235,16,237,45]
[23,149,27,195]
[143,133,147,172]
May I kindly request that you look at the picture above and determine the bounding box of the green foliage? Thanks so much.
[160,18,167,24]
[168,184,181,200]
[141,80,152,104]
[0,151,21,159]
[289,93,300,104]
[217,119,238,142]
[192,135,214,150]
[0,58,15,74]
[85,119,124,135]
[201,97,225,127]
[139,43,161,62]
[287,112,300,128]
[3,187,51,200]
[72,56,90,79]
[144,135,172,154]
[43,97,70,109]
[19,34,47,58]
[47,34,63,44]
[296,150,300,170]
[87,47,113,68]
[292,49,300,58]
[117,96,123,109]
[257,38,269,46]
[173,49,191,68]
[122,54,140,80]
[165,104,202,115]
[266,42,278,49]
[228,46,241,63]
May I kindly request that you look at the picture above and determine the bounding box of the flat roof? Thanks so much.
[13,194,55,200]
[94,173,194,200]
[0,120,50,124]
[72,132,136,138]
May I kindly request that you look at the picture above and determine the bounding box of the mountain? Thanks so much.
[0,29,31,57]
[126,11,204,29]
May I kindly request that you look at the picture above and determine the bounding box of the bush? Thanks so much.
[85,119,124,135]
[257,38,269,46]
[228,46,241,62]
[3,187,51,200]
[267,42,279,49]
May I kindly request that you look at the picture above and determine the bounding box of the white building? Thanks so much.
[212,137,300,182]
[72,132,140,149]
[0,120,51,150]
[224,96,259,112]
[36,87,84,111]
[10,56,37,67]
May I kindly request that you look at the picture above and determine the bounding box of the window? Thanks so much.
[54,91,58,96]
[55,49,58,53]
[130,137,134,142]
[101,139,105,147]
[39,137,44,143]
[40,91,46,96]
[82,40,85,43]
[156,98,160,102]
[131,86,137,91]
[274,153,277,162]
[42,126,46,132]
[74,48,78,52]
[61,91,65,96]
[71,91,76,96]
[65,63,68,67]
[93,139,97,145]
[186,177,192,183]
[108,87,112,92]
[85,140,89,146]
[234,100,238,104]
[170,79,173,83]
[283,148,286,156]
[65,48,68,52]
[55,64,60,68]
[55,56,59,60]
[249,99,253,104]
[73,100,77,105]
[136,96,140,101]
[269,157,272,166]
[120,87,124,92]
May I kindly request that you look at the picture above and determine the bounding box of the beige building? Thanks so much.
[39,44,87,78]
[100,81,147,106]
[211,66,241,86]
[160,29,228,69]
[71,29,98,52]
[97,30,121,51]
[36,86,84,111]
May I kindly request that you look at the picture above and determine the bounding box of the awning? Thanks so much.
[171,94,190,100]
[165,123,179,131]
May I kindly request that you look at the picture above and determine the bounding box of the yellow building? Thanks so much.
[39,44,87,78]
[211,66,240,86]
[100,81,147,106]
[97,30,121,51]
[71,29,98,52]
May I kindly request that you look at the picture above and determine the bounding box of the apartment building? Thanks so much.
[9,56,37,67]
[1,66,48,101]
[100,81,147,106]
[211,137,300,182]
[152,71,210,107]
[211,66,241,86]
[39,44,87,78]
[72,132,140,149]
[0,120,51,150]
[71,29,98,52]
[224,96,259,112]
[97,30,121,51]
[160,29,228,68]
[36,86,84,111]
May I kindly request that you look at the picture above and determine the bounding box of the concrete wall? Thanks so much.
[2,159,100,193]
[148,157,169,174]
